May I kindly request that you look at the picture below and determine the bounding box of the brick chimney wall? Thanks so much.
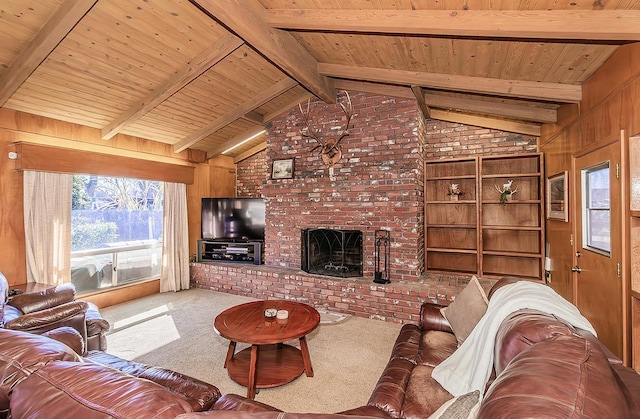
[262,93,424,282]
[236,149,267,198]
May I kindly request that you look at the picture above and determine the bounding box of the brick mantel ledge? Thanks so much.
[190,262,496,324]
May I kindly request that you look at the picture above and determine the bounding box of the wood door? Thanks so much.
[573,141,624,358]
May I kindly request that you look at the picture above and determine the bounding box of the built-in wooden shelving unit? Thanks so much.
[425,153,545,280]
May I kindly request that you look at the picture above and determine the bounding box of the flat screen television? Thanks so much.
[201,198,265,241]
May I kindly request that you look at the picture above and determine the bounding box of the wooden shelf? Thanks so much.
[482,225,542,231]
[427,224,476,229]
[427,175,476,181]
[483,250,543,258]
[425,200,476,204]
[427,248,477,254]
[632,210,640,218]
[482,200,540,204]
[482,172,540,179]
[425,153,544,280]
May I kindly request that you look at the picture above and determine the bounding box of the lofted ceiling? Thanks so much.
[1,0,639,161]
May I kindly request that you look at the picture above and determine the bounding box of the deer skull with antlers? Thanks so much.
[298,90,353,166]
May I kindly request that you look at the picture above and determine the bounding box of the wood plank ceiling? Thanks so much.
[0,0,639,161]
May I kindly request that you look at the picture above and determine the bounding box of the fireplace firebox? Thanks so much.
[301,228,363,278]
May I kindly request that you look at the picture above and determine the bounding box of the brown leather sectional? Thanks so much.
[2,277,640,418]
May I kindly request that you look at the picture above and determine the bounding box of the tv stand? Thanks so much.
[197,240,263,265]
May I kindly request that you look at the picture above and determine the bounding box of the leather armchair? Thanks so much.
[0,272,109,354]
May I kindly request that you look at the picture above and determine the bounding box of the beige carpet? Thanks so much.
[100,288,403,413]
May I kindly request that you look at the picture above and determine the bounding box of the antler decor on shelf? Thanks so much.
[495,180,520,204]
[298,90,354,166]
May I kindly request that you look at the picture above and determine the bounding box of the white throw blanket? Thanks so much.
[432,281,596,397]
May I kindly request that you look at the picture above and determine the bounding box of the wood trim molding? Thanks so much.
[14,142,195,184]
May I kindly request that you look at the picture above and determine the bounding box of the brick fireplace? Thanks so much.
[262,92,424,282]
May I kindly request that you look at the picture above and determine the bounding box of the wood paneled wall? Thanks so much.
[540,42,640,363]
[0,108,235,300]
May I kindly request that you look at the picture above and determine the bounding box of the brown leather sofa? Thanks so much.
[0,272,110,353]
[2,277,640,418]
[1,327,223,418]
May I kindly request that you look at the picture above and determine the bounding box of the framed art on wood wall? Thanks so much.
[547,171,568,222]
[272,158,294,179]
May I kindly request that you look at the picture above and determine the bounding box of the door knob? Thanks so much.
[571,266,582,273]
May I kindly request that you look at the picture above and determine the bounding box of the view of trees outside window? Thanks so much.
[70,175,163,293]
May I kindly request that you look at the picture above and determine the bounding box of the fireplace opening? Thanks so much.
[301,228,363,278]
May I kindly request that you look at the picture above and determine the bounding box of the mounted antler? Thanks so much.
[299,90,353,166]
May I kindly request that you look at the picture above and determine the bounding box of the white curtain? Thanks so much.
[160,182,190,292]
[23,171,72,285]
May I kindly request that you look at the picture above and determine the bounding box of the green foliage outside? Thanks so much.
[72,215,118,249]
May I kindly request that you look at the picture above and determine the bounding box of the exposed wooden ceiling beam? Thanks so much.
[430,109,541,136]
[265,9,640,41]
[174,78,297,153]
[411,86,431,119]
[333,80,414,99]
[423,92,557,123]
[233,142,267,164]
[191,0,335,103]
[333,80,541,136]
[320,63,582,103]
[334,79,557,123]
[207,126,266,159]
[0,0,98,107]
[102,33,244,140]
[262,91,315,122]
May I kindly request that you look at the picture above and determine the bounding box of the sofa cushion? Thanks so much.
[478,335,633,419]
[85,350,221,411]
[493,309,576,375]
[10,361,194,418]
[0,328,81,414]
[418,330,457,367]
[213,394,282,412]
[402,365,454,419]
[440,276,488,346]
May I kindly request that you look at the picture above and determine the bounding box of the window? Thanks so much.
[581,163,611,256]
[71,175,163,293]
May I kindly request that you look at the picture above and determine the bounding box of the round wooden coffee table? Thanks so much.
[214,300,320,399]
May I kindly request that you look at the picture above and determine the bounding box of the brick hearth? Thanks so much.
[190,262,496,324]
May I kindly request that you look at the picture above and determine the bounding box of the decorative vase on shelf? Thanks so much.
[448,183,462,201]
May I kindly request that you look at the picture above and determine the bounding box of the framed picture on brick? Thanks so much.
[272,158,294,179]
